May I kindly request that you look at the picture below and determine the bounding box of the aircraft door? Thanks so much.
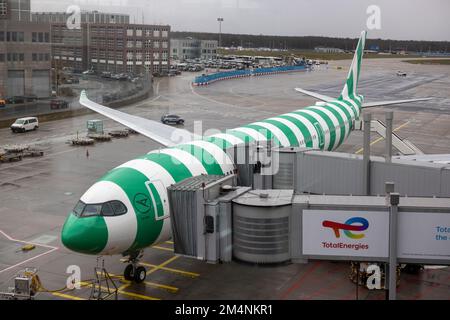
[145,180,170,221]
[314,122,325,149]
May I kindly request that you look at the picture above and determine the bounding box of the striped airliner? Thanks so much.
[61,31,367,282]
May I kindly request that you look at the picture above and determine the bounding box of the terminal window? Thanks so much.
[0,1,7,16]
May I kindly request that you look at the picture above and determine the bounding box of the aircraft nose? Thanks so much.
[61,213,108,255]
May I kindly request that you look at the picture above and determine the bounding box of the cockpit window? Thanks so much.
[72,200,127,217]
[101,202,114,216]
[72,201,85,217]
[83,204,102,217]
[110,201,127,215]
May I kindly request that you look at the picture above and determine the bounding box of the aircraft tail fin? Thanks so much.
[339,31,366,100]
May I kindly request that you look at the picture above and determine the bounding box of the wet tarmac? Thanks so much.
[0,58,449,300]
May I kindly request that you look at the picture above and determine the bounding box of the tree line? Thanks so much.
[171,31,450,53]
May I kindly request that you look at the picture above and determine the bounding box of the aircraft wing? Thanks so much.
[295,87,433,108]
[294,88,334,102]
[362,98,433,108]
[395,154,450,165]
[79,90,195,147]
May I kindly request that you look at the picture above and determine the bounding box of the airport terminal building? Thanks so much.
[0,0,52,98]
[171,37,218,61]
[49,22,171,75]
[32,12,171,75]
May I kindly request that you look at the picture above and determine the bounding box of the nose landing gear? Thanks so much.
[122,251,147,283]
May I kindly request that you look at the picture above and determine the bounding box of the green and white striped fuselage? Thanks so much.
[61,95,363,256]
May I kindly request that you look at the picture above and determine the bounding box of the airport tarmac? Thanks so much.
[0,58,449,300]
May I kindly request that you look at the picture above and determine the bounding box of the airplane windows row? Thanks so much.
[72,200,127,217]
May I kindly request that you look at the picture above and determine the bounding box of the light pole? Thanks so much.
[217,17,224,48]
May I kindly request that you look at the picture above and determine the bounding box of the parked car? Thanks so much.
[169,70,181,76]
[50,99,69,110]
[6,95,38,104]
[161,114,185,125]
[65,77,79,84]
[6,96,25,104]
[101,72,112,79]
[11,117,39,133]
[0,98,5,108]
[82,69,95,75]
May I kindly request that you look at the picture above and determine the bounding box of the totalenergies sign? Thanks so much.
[322,217,369,239]
[302,210,389,258]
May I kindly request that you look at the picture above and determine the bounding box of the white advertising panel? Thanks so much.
[302,210,389,258]
[398,212,450,261]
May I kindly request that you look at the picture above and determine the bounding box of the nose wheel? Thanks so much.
[122,251,146,283]
[124,264,146,283]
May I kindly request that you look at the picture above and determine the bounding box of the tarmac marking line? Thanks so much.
[144,281,179,293]
[280,261,322,299]
[97,270,179,293]
[152,245,174,252]
[79,281,160,300]
[145,256,179,275]
[118,283,130,291]
[140,261,200,278]
[0,229,59,275]
[355,121,410,154]
[118,290,160,300]
[307,277,353,300]
[0,229,58,250]
[52,292,86,300]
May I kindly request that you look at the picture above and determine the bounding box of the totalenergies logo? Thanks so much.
[322,217,369,239]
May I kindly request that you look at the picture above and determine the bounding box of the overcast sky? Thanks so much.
[32,0,450,41]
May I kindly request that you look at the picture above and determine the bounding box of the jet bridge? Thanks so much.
[272,147,450,197]
[168,179,450,266]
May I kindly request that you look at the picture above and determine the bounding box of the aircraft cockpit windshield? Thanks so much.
[72,200,127,217]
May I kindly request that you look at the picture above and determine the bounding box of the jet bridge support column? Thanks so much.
[385,112,393,163]
[388,192,400,300]
[363,113,371,195]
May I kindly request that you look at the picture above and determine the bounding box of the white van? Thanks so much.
[11,117,39,133]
